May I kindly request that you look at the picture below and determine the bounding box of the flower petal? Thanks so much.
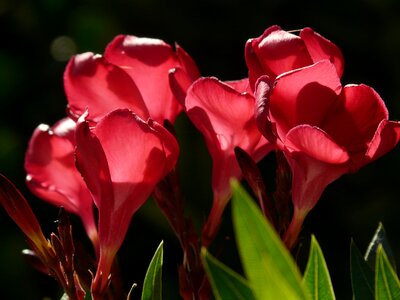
[25,118,96,224]
[168,44,200,106]
[25,121,78,212]
[301,27,344,77]
[186,77,260,151]
[364,120,400,166]
[169,67,194,106]
[269,60,342,139]
[105,35,184,123]
[284,125,350,211]
[186,77,271,201]
[321,84,389,152]
[253,26,313,78]
[245,25,282,85]
[92,109,178,212]
[285,149,349,214]
[285,124,349,164]
[224,78,252,94]
[175,43,201,82]
[64,52,149,122]
[146,119,180,176]
[75,116,113,210]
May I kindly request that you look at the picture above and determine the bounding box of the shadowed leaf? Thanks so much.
[375,245,400,300]
[141,241,163,300]
[350,240,374,300]
[303,235,335,300]
[202,248,255,300]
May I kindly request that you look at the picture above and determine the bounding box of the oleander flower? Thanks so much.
[185,77,273,246]
[65,35,199,124]
[245,25,344,89]
[25,118,98,248]
[255,60,400,247]
[75,109,179,297]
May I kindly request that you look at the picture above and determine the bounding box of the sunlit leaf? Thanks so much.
[303,235,335,300]
[365,223,396,270]
[231,179,309,300]
[141,241,163,300]
[350,240,374,300]
[201,248,255,300]
[375,245,400,300]
[60,294,68,300]
[60,291,92,300]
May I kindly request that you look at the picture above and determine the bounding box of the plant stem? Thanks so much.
[283,208,307,249]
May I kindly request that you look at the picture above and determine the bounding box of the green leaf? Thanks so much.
[60,290,92,300]
[303,235,335,300]
[375,245,400,300]
[231,179,309,300]
[201,248,256,300]
[365,223,396,271]
[141,240,163,300]
[60,294,69,300]
[350,240,374,300]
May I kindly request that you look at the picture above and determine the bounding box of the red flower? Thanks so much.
[255,60,400,247]
[64,35,199,124]
[245,25,344,89]
[25,118,98,248]
[75,109,179,296]
[185,77,273,246]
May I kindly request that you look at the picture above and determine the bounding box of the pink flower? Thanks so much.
[185,77,273,246]
[255,60,400,247]
[25,118,98,248]
[64,35,199,124]
[245,25,344,89]
[75,109,179,296]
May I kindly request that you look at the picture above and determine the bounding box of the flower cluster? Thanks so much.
[1,25,400,299]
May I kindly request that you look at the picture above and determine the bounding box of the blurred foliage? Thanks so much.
[1,0,400,299]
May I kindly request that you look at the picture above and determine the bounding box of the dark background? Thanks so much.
[1,0,400,299]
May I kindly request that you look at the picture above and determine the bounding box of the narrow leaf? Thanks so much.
[303,235,335,300]
[141,241,163,300]
[365,223,396,270]
[60,293,92,300]
[375,245,400,300]
[127,283,137,300]
[60,294,69,300]
[231,180,309,300]
[350,240,374,300]
[201,248,256,300]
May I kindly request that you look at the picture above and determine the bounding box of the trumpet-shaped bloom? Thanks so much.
[25,118,98,247]
[255,60,400,247]
[75,109,179,295]
[185,77,273,245]
[245,25,344,89]
[64,35,199,124]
